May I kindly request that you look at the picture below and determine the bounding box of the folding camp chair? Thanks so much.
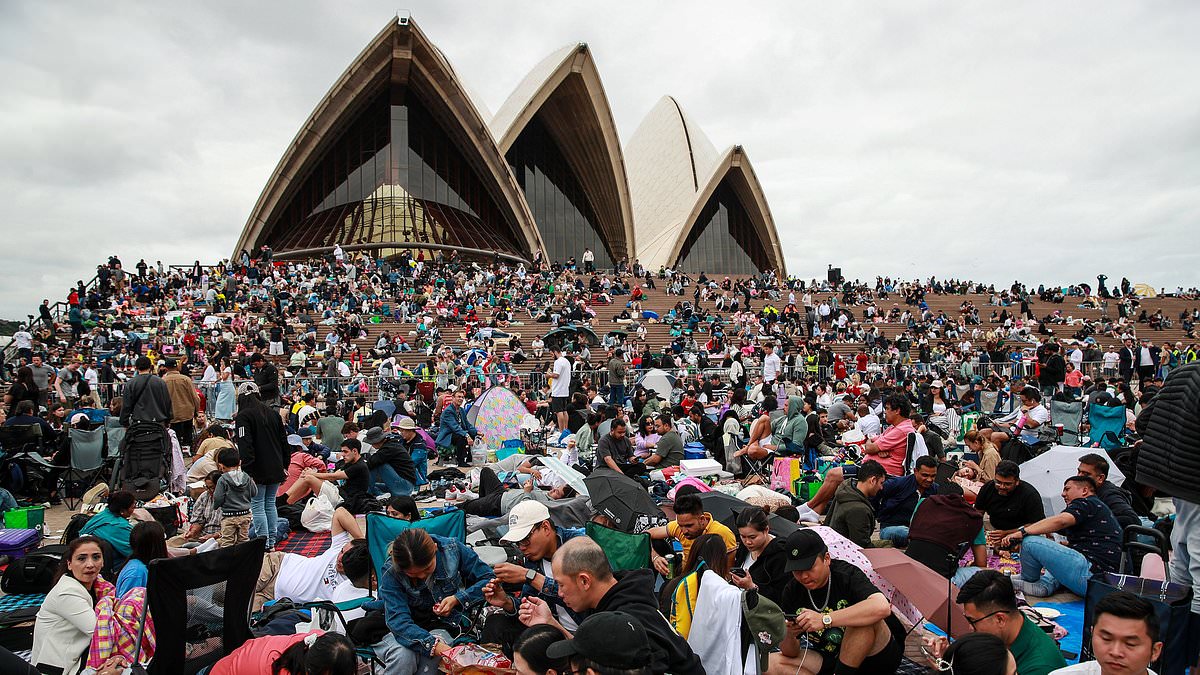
[585,521,651,571]
[1086,402,1127,450]
[133,538,265,675]
[63,427,106,511]
[978,391,1000,415]
[1049,400,1083,446]
[0,424,44,456]
[364,510,467,580]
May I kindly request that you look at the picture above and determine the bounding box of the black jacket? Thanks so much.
[1136,362,1200,503]
[235,398,288,485]
[1096,480,1141,530]
[367,433,418,484]
[120,373,173,425]
[734,535,790,605]
[253,362,280,401]
[593,569,704,675]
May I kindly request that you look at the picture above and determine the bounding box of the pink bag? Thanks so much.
[667,476,712,500]
[771,457,801,491]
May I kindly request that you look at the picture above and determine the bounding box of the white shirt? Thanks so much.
[763,352,782,382]
[1103,352,1119,368]
[855,414,881,437]
[274,531,352,603]
[550,356,572,397]
[13,330,32,349]
[1051,663,1154,675]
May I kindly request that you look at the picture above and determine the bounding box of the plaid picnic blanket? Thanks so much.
[960,548,1022,576]
[276,530,331,557]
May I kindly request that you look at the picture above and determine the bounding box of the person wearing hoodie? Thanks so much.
[214,446,257,547]
[731,507,790,604]
[519,537,705,675]
[826,460,887,549]
[776,394,809,456]
[234,381,288,550]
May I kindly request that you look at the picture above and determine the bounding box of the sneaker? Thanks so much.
[1009,575,1052,598]
[459,490,479,500]
[82,482,109,507]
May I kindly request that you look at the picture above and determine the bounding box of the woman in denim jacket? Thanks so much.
[372,529,495,674]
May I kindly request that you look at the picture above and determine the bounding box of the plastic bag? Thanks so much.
[300,494,334,532]
[442,642,514,674]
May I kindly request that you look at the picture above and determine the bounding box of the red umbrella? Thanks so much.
[863,548,971,639]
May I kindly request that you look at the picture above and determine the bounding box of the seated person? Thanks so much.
[32,536,124,675]
[393,417,429,487]
[771,529,902,675]
[167,470,222,548]
[924,570,1066,675]
[955,429,1002,498]
[997,476,1121,597]
[278,433,327,503]
[1051,591,1162,675]
[731,506,791,604]
[874,455,940,547]
[210,631,356,675]
[593,419,645,478]
[361,426,417,497]
[545,611,655,675]
[1076,453,1142,530]
[647,493,738,576]
[975,460,1046,535]
[80,489,137,565]
[512,625,571,675]
[252,506,368,612]
[826,459,887,549]
[372,529,495,673]
[986,386,1049,447]
[385,494,422,521]
[289,438,380,514]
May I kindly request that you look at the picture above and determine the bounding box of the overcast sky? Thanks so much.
[2,1,1199,318]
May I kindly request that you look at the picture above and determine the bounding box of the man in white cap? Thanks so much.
[481,500,585,648]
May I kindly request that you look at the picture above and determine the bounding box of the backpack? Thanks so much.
[61,512,94,544]
[1,544,67,594]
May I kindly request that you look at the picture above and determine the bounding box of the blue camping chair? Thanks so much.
[365,510,467,580]
[1087,403,1127,450]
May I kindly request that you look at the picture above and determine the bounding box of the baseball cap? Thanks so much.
[546,611,652,668]
[930,379,944,388]
[783,529,828,572]
[500,500,551,543]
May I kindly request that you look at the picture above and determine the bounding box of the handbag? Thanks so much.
[1083,573,1200,673]
[300,494,335,532]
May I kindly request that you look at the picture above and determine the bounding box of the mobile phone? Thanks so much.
[784,613,799,621]
[730,568,748,578]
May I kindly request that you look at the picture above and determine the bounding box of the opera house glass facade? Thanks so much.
[234,16,786,276]
[506,116,614,269]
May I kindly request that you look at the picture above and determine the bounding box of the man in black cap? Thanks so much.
[770,529,901,675]
[546,611,653,675]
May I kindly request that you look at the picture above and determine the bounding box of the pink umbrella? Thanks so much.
[864,547,971,639]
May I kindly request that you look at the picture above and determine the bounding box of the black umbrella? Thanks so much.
[542,324,600,349]
[585,469,666,534]
[698,491,800,538]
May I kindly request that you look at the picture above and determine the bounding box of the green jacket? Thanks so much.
[827,480,876,549]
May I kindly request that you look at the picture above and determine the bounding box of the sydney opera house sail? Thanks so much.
[233,17,543,263]
[234,16,785,273]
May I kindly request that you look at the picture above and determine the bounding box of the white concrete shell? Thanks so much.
[491,43,635,261]
[626,96,785,275]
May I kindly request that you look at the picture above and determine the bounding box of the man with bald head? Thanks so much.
[518,537,704,675]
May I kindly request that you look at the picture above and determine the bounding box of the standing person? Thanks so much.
[582,247,595,274]
[234,382,287,551]
[214,447,257,547]
[769,529,902,675]
[250,353,280,407]
[54,360,83,409]
[1050,592,1163,675]
[548,347,572,432]
[119,356,172,427]
[607,349,627,406]
[435,389,478,467]
[28,354,56,407]
[162,358,200,452]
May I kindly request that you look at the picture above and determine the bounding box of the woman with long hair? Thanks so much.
[659,534,733,637]
[730,507,789,603]
[31,536,115,675]
[210,630,356,675]
[928,632,1016,675]
[956,429,1002,499]
[4,366,40,416]
[213,355,236,421]
[632,415,659,460]
[115,521,168,597]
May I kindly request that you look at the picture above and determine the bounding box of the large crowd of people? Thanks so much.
[1,248,1197,675]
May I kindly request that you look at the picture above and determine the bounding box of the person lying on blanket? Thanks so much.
[252,505,370,613]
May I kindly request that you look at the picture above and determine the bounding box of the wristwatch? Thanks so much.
[822,614,832,627]
[525,568,538,583]
[1018,526,1027,536]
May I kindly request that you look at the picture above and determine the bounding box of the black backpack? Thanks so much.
[1,544,67,594]
[61,512,93,544]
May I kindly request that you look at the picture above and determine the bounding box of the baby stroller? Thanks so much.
[115,421,170,501]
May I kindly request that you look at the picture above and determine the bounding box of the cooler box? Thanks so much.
[3,506,45,535]
[679,458,722,477]
[683,443,707,460]
[0,528,42,559]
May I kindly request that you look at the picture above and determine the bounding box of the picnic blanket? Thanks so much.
[0,592,47,627]
[276,530,331,557]
[960,548,1022,576]
[1029,600,1085,664]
